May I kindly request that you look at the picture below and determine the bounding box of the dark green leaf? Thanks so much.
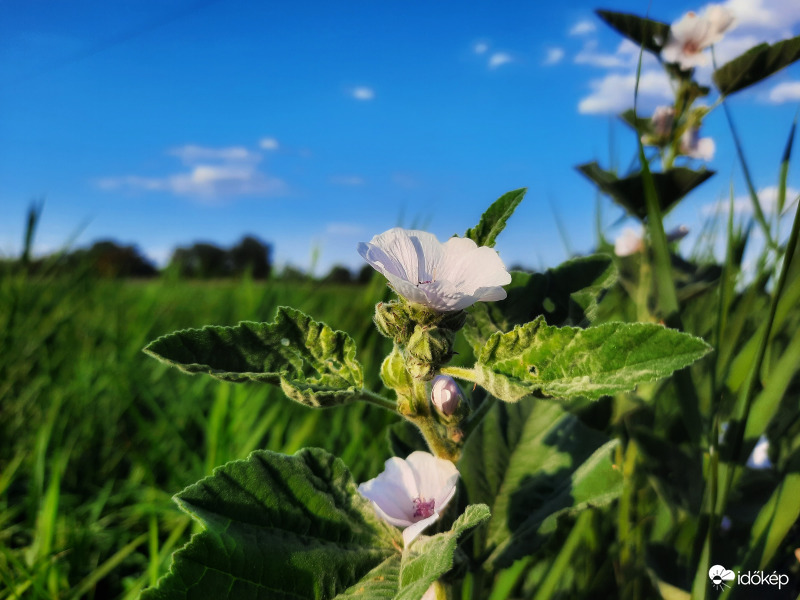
[464,188,527,248]
[714,35,800,96]
[459,399,622,568]
[458,317,711,402]
[577,162,715,219]
[596,10,670,55]
[140,448,399,600]
[388,420,429,459]
[620,108,653,134]
[463,255,617,353]
[143,306,364,408]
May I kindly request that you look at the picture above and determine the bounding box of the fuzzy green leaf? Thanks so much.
[596,10,670,55]
[458,317,711,402]
[140,448,399,600]
[714,35,800,96]
[143,306,364,408]
[577,162,714,220]
[464,188,527,248]
[463,255,616,354]
[459,399,622,568]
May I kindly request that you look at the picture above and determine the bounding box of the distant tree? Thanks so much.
[356,264,374,284]
[169,243,230,278]
[229,236,271,279]
[279,264,310,282]
[323,265,353,285]
[85,240,157,278]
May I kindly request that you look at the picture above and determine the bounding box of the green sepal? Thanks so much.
[452,317,711,402]
[714,34,800,96]
[464,188,526,248]
[577,162,715,220]
[143,306,364,408]
[463,254,617,354]
[595,10,670,56]
[381,345,415,401]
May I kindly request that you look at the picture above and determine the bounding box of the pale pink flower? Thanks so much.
[614,227,644,257]
[358,451,459,546]
[430,375,463,416]
[662,5,736,70]
[681,127,715,161]
[651,105,675,138]
[358,228,511,312]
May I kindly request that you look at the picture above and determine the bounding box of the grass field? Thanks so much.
[0,270,401,599]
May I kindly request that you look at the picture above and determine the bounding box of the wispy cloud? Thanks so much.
[330,175,365,186]
[259,137,279,150]
[473,41,489,55]
[701,186,799,216]
[95,143,286,201]
[543,47,565,66]
[569,20,597,36]
[489,52,513,69]
[768,80,800,103]
[351,86,375,100]
[578,70,672,114]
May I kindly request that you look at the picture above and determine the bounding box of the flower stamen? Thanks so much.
[412,497,436,519]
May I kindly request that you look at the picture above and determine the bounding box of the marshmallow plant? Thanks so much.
[139,188,712,599]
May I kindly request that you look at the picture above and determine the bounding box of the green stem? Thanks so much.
[440,365,477,382]
[358,389,397,411]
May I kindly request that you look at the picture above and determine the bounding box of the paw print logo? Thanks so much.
[708,565,735,590]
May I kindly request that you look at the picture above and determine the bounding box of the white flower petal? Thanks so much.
[358,457,419,523]
[358,228,510,312]
[615,227,643,257]
[402,512,440,546]
[405,451,459,509]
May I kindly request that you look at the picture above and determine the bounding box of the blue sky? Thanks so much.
[2,0,800,274]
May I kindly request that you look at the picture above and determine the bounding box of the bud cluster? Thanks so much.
[374,300,466,381]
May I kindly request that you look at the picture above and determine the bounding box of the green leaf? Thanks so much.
[463,255,617,354]
[452,317,711,402]
[143,306,364,408]
[464,188,527,248]
[596,10,670,56]
[459,399,622,568]
[577,162,715,220]
[714,35,800,96]
[394,505,490,600]
[140,448,399,600]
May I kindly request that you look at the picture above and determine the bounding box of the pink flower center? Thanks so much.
[412,497,435,519]
[683,40,701,55]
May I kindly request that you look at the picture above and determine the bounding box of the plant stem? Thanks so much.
[358,388,397,411]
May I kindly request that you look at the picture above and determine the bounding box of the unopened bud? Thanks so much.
[406,326,455,380]
[374,301,414,344]
[431,375,463,416]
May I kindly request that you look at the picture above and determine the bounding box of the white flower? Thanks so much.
[662,5,736,70]
[651,105,675,138]
[431,375,463,416]
[746,435,772,469]
[358,451,459,546]
[358,227,511,312]
[614,227,644,257]
[681,127,715,161]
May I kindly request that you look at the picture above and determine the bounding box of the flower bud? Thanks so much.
[406,326,455,380]
[374,300,414,344]
[430,375,463,416]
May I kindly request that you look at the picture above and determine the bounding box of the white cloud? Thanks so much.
[575,39,659,70]
[330,175,365,186]
[768,81,800,103]
[169,145,258,165]
[326,222,364,235]
[578,70,673,114]
[259,137,279,150]
[96,143,286,201]
[570,20,597,36]
[701,186,800,216]
[474,41,489,55]
[543,47,565,66]
[715,0,800,33]
[489,52,513,69]
[351,86,375,100]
